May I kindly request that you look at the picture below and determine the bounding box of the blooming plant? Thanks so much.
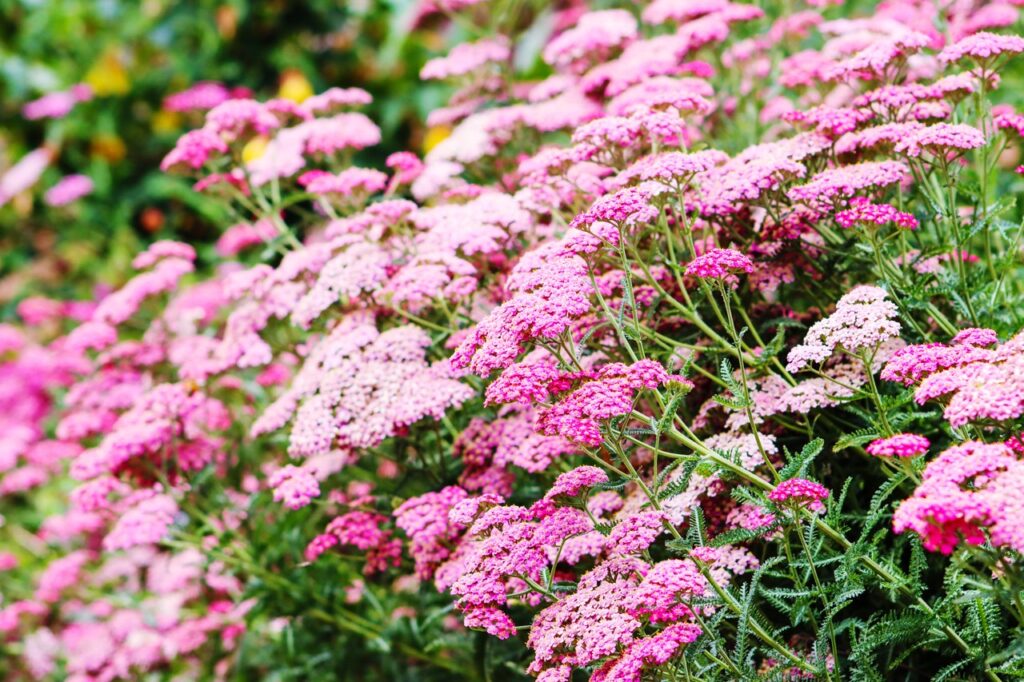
[4,1,1024,680]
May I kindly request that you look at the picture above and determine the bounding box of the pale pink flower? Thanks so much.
[43,174,94,207]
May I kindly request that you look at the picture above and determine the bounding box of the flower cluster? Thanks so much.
[5,1,1024,680]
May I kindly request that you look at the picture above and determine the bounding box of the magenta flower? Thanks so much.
[835,198,918,230]
[768,478,830,511]
[684,248,754,279]
[866,434,930,458]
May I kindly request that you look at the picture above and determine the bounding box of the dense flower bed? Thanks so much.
[3,0,1024,679]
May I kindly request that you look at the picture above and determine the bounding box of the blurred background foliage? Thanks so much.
[0,0,458,309]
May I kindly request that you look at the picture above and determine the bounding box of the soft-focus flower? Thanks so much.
[44,174,94,207]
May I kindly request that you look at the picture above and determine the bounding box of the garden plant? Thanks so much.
[3,0,1024,680]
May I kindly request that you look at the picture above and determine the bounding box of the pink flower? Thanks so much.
[894,441,1024,554]
[269,465,320,510]
[216,219,277,256]
[301,167,388,197]
[204,98,280,139]
[546,466,610,499]
[421,38,510,80]
[685,248,754,279]
[164,81,235,112]
[103,492,179,550]
[788,161,907,208]
[591,623,702,682]
[35,551,91,602]
[894,123,986,157]
[823,31,931,81]
[394,486,469,578]
[606,76,714,117]
[570,187,658,230]
[787,286,901,372]
[543,10,637,74]
[531,361,677,447]
[301,87,373,115]
[768,478,829,511]
[952,328,999,346]
[160,129,229,172]
[43,174,94,207]
[451,242,592,376]
[835,198,918,230]
[608,511,667,554]
[23,84,92,120]
[939,31,1024,64]
[306,510,402,574]
[866,433,930,458]
[0,148,52,206]
[783,105,873,137]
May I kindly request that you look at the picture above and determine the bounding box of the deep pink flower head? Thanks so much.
[866,433,930,458]
[685,248,754,279]
[768,478,829,511]
[836,197,917,230]
[894,441,1024,554]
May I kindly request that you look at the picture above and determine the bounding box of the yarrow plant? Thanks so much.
[4,1,1024,681]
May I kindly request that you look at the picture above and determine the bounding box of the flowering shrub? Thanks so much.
[4,1,1024,680]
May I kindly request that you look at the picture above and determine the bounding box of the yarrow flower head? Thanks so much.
[882,332,1024,428]
[866,433,930,458]
[835,197,918,230]
[269,465,320,510]
[894,441,1024,554]
[938,31,1024,65]
[545,466,610,500]
[542,10,638,74]
[685,248,754,280]
[420,37,510,80]
[787,285,901,372]
[788,161,906,209]
[952,327,999,346]
[894,123,987,158]
[768,478,829,511]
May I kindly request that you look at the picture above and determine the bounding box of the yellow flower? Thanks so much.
[151,110,181,134]
[278,70,314,104]
[91,134,126,162]
[85,50,130,96]
[242,136,270,164]
[423,125,452,154]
